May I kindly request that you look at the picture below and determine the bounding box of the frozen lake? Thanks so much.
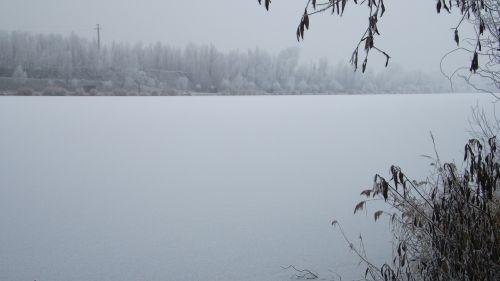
[0,94,493,281]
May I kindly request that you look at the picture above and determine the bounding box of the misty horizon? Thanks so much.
[0,0,467,73]
[0,29,486,96]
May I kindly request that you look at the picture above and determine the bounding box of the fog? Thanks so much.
[0,1,497,280]
[0,30,464,95]
[0,0,463,73]
[0,94,493,281]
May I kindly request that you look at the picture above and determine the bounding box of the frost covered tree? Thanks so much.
[61,50,73,85]
[275,47,300,88]
[176,76,189,91]
[0,30,461,94]
[12,65,27,84]
[132,70,148,94]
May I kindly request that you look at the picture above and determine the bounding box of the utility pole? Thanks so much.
[95,24,101,50]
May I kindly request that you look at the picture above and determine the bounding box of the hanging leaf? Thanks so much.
[257,0,271,11]
[374,210,383,222]
[300,21,305,39]
[454,29,459,46]
[360,189,372,197]
[312,0,316,9]
[443,0,450,13]
[362,57,368,73]
[382,179,388,200]
[391,166,399,189]
[488,136,496,151]
[365,36,371,51]
[304,10,310,30]
[470,51,479,73]
[354,49,359,70]
[437,0,442,13]
[370,16,379,34]
[265,0,271,11]
[341,0,347,15]
[354,201,366,214]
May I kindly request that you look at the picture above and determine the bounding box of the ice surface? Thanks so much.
[0,94,493,281]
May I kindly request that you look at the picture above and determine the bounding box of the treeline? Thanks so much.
[0,30,452,95]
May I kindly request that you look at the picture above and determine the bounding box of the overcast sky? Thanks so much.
[0,0,464,72]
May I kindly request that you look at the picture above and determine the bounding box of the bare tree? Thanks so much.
[258,1,500,90]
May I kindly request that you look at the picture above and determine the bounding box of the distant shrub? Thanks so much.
[87,88,98,96]
[162,88,178,96]
[112,89,129,96]
[70,79,80,89]
[102,81,114,91]
[12,65,27,84]
[176,77,189,91]
[16,88,34,96]
[82,85,97,93]
[43,86,67,96]
[75,88,85,95]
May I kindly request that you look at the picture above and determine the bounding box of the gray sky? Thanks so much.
[0,0,463,72]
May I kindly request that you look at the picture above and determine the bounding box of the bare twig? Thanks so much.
[281,265,319,280]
